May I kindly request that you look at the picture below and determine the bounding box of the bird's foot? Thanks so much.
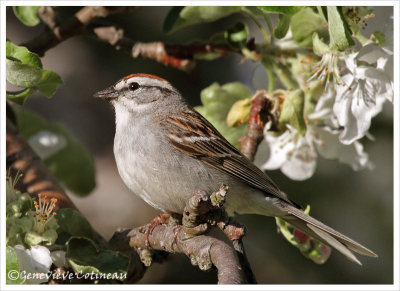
[141,213,172,247]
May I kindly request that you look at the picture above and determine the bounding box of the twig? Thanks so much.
[37,6,58,30]
[211,191,256,284]
[239,90,276,161]
[22,6,131,56]
[90,26,194,71]
[89,24,239,71]
[216,216,257,284]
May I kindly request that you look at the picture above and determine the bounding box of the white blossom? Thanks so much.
[262,86,373,180]
[309,86,374,170]
[262,124,317,181]
[333,44,393,144]
[14,245,52,284]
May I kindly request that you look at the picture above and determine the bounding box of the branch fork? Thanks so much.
[127,185,255,284]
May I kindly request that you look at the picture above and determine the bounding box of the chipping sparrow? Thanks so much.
[94,73,377,264]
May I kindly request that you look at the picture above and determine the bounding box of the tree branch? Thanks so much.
[6,119,75,209]
[20,6,251,71]
[89,25,238,71]
[127,186,249,284]
[239,90,279,161]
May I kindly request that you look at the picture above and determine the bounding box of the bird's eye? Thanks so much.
[129,82,140,91]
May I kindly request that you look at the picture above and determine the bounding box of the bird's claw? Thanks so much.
[142,213,171,247]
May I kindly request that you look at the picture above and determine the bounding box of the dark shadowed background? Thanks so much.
[6,6,393,284]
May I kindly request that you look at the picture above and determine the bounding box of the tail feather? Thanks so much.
[284,217,362,265]
[282,205,378,264]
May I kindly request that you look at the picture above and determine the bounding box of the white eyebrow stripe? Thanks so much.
[125,77,174,90]
[114,79,126,90]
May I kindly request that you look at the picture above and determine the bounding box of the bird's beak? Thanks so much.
[93,86,119,100]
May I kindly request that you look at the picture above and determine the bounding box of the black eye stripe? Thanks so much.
[125,84,173,96]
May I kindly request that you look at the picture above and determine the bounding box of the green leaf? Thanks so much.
[56,208,93,239]
[6,59,42,88]
[291,7,329,48]
[13,6,41,27]
[226,98,251,127]
[15,109,96,196]
[6,246,25,284]
[66,237,129,279]
[257,6,303,15]
[327,6,355,50]
[6,88,36,105]
[279,89,306,135]
[274,14,291,39]
[6,40,63,104]
[6,192,33,219]
[6,40,42,68]
[209,30,228,44]
[24,231,47,246]
[163,7,184,33]
[195,82,252,148]
[317,6,328,23]
[36,70,63,98]
[312,32,329,56]
[225,22,249,47]
[166,6,241,33]
[370,31,386,46]
[6,60,62,99]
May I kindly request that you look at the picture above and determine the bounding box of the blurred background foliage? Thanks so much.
[6,6,393,284]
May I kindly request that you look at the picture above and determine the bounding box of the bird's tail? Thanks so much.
[281,205,378,265]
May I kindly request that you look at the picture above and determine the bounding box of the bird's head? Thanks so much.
[94,73,181,114]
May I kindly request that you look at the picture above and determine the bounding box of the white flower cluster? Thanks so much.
[262,43,393,180]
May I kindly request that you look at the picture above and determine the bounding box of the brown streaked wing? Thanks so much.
[159,108,295,205]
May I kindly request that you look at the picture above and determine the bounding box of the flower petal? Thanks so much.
[313,126,342,159]
[14,245,52,284]
[357,43,391,65]
[337,141,373,170]
[262,130,295,170]
[334,67,389,145]
[281,136,317,180]
[281,152,317,180]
